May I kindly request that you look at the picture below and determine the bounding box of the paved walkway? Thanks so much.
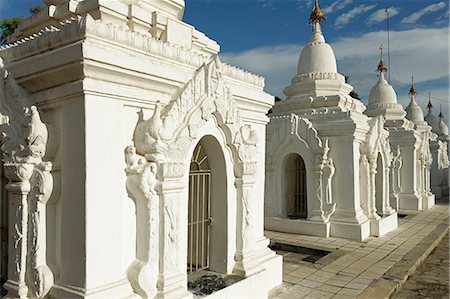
[267,201,449,299]
[393,232,449,298]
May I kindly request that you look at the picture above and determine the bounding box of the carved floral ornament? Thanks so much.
[0,59,54,298]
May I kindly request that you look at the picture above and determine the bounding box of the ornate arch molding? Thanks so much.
[360,116,395,218]
[0,60,54,298]
[267,114,335,222]
[125,56,260,298]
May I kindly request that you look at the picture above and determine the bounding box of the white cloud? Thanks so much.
[367,7,400,24]
[220,27,449,114]
[296,0,314,10]
[323,0,353,15]
[335,4,377,28]
[401,2,446,24]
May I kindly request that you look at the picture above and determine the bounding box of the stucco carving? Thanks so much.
[266,114,336,222]
[437,141,449,170]
[390,146,403,199]
[126,56,261,289]
[133,57,256,163]
[0,60,54,299]
[124,145,159,299]
[360,116,394,217]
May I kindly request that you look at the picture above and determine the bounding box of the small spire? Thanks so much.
[439,104,444,119]
[409,75,416,96]
[309,0,325,25]
[377,44,388,74]
[427,92,433,112]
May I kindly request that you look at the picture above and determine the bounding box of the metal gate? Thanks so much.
[286,154,307,219]
[187,143,211,273]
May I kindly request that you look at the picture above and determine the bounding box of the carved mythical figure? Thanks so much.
[0,62,54,299]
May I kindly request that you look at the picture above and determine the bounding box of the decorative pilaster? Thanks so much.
[233,161,259,277]
[125,146,159,299]
[1,61,54,299]
[156,161,190,299]
[3,164,33,299]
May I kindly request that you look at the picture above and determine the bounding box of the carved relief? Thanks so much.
[0,60,54,299]
[437,141,449,170]
[360,115,394,218]
[124,145,159,299]
[126,56,260,286]
[390,146,402,199]
[267,114,336,222]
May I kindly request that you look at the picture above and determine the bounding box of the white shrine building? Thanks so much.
[265,1,398,241]
[365,55,436,213]
[404,79,436,210]
[0,0,282,298]
[424,98,449,199]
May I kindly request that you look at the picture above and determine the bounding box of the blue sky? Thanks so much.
[1,0,449,121]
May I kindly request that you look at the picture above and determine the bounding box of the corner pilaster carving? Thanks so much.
[124,145,159,299]
[0,60,54,299]
[360,116,394,218]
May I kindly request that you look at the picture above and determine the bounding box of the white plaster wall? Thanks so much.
[84,95,135,289]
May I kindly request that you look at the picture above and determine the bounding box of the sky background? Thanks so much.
[1,0,449,123]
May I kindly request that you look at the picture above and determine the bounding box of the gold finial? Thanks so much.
[409,75,416,95]
[309,0,325,24]
[427,92,433,111]
[377,44,388,73]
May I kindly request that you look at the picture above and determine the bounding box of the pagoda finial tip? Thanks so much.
[309,0,325,25]
[376,44,387,74]
[409,75,416,96]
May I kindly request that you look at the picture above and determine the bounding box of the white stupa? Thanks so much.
[405,77,428,127]
[366,47,406,120]
[424,93,440,134]
[439,109,449,136]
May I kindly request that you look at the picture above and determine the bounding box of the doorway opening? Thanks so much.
[285,154,307,219]
[188,142,211,274]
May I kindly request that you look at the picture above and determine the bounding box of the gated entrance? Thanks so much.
[187,142,211,273]
[285,154,307,219]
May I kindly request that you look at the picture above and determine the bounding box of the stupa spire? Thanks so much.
[308,0,326,43]
[409,75,416,97]
[377,44,388,75]
[427,92,433,112]
[439,104,444,119]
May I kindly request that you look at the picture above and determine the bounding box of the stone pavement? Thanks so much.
[393,232,449,298]
[266,201,449,299]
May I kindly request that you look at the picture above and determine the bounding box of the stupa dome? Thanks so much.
[425,112,439,133]
[298,34,337,75]
[405,77,425,125]
[368,72,398,106]
[297,0,337,75]
[405,100,425,124]
[439,120,449,135]
[439,111,449,135]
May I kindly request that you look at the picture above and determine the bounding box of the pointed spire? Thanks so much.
[377,44,388,74]
[427,92,433,112]
[309,0,325,25]
[439,104,444,119]
[409,75,416,96]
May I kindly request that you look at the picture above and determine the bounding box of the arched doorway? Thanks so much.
[285,154,307,219]
[187,136,228,275]
[375,153,384,216]
[188,142,211,273]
